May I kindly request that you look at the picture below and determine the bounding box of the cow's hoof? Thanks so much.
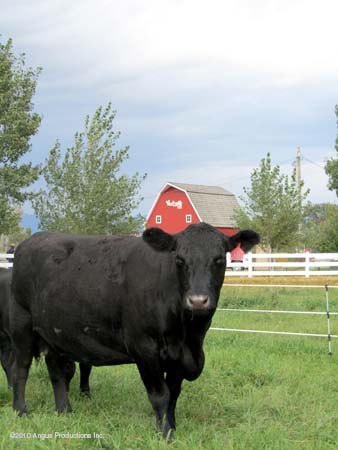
[57,404,73,414]
[80,389,91,398]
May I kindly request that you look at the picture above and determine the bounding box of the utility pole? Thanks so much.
[296,146,302,204]
[295,147,303,250]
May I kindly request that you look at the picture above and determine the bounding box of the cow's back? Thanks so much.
[12,231,139,306]
[13,231,177,306]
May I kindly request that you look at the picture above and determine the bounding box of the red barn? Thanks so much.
[146,182,244,262]
[146,182,241,237]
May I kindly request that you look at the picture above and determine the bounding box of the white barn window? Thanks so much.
[186,214,192,223]
[155,215,162,224]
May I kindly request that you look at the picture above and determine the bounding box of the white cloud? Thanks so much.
[3,0,338,87]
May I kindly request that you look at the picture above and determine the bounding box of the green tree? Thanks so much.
[236,153,309,251]
[316,204,338,252]
[0,219,32,252]
[33,103,146,235]
[303,203,338,252]
[325,105,338,196]
[0,37,41,234]
[302,203,330,251]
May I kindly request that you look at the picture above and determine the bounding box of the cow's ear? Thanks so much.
[227,230,260,252]
[143,228,177,252]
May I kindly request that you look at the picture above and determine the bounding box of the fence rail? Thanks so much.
[211,283,338,354]
[226,252,338,277]
[0,253,13,269]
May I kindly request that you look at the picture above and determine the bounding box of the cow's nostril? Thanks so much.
[187,295,210,309]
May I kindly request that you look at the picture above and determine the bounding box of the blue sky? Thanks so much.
[1,0,337,228]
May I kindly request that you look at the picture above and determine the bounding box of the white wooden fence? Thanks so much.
[2,252,338,276]
[0,253,13,269]
[226,252,338,277]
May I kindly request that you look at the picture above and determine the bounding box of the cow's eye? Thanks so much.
[214,257,225,266]
[175,256,185,267]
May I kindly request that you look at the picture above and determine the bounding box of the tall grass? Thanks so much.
[1,281,338,449]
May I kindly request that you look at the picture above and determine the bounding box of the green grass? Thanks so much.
[1,284,338,449]
[218,284,338,338]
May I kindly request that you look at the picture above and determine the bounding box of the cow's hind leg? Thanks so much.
[10,300,35,416]
[64,360,76,393]
[79,363,92,396]
[136,359,172,440]
[12,351,33,416]
[45,350,73,413]
[0,339,14,388]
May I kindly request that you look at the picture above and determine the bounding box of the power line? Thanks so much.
[141,153,327,201]
[302,156,325,170]
[213,157,295,186]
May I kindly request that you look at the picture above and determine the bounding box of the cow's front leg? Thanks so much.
[136,359,172,440]
[165,370,183,430]
[45,350,74,413]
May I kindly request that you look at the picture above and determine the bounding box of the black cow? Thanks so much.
[0,269,14,387]
[10,223,259,438]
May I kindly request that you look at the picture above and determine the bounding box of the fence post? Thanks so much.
[325,285,332,355]
[226,252,231,268]
[248,252,253,277]
[305,252,310,278]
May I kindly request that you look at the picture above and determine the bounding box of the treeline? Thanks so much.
[236,153,338,252]
[0,37,146,250]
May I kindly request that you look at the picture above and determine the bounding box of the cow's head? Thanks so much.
[143,223,259,315]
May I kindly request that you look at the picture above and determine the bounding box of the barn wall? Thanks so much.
[146,187,200,233]
[217,227,238,237]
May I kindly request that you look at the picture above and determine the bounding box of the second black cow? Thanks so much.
[0,269,14,387]
[0,269,92,394]
[10,223,259,438]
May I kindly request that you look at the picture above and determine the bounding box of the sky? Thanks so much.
[1,0,337,228]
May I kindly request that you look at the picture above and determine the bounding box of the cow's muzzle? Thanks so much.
[186,294,210,310]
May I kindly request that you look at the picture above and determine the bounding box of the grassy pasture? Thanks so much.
[1,278,338,449]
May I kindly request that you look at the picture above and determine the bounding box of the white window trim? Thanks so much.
[155,215,162,224]
[186,214,192,223]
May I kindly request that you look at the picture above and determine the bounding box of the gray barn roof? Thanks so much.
[167,182,240,228]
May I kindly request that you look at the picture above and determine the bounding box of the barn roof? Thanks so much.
[165,182,240,228]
